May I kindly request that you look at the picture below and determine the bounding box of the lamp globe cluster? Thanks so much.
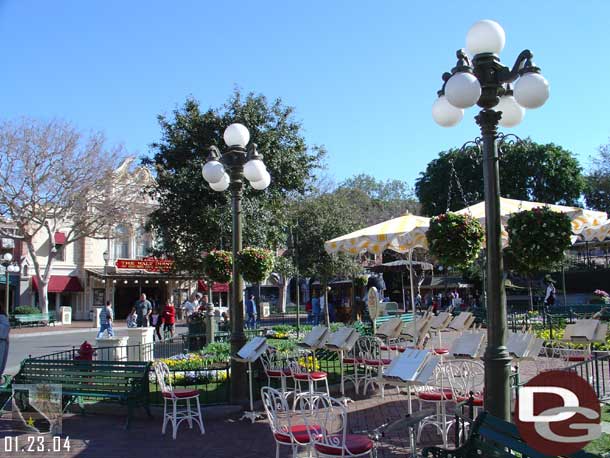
[432,19,549,128]
[1,253,19,273]
[201,123,271,192]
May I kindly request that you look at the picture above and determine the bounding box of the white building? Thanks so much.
[20,159,199,320]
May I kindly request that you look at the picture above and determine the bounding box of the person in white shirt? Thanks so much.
[544,280,556,306]
[182,295,196,318]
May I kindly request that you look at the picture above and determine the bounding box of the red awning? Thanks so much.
[54,232,67,245]
[32,275,83,293]
[197,280,229,293]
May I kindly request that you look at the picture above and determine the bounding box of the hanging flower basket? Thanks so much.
[506,207,572,273]
[204,250,233,284]
[236,247,275,283]
[426,213,484,269]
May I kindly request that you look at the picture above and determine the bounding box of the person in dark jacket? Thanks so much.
[245,294,257,329]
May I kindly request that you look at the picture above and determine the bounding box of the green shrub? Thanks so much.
[15,306,40,315]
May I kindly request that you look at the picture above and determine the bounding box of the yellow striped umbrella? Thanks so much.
[324,213,430,255]
[456,198,607,246]
[581,220,610,242]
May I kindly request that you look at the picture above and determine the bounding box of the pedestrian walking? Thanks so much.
[151,306,162,341]
[134,293,152,327]
[311,294,321,325]
[245,294,257,329]
[162,299,176,338]
[96,301,114,338]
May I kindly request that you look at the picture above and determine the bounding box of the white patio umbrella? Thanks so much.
[456,197,607,246]
[325,213,430,341]
[581,220,610,242]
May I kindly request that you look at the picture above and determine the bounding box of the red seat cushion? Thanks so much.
[162,388,199,399]
[381,345,406,352]
[364,358,392,366]
[293,371,327,381]
[315,434,373,455]
[434,348,449,355]
[274,424,323,444]
[566,355,590,362]
[417,388,453,401]
[343,357,358,364]
[457,395,484,406]
[266,368,292,377]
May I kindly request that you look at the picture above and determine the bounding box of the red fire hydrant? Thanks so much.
[74,341,95,361]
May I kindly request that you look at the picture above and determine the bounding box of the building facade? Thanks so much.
[19,159,199,320]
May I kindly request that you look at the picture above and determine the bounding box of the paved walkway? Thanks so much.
[0,391,452,458]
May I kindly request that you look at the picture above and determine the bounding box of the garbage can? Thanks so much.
[59,306,72,325]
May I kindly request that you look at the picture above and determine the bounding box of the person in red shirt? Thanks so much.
[162,299,176,338]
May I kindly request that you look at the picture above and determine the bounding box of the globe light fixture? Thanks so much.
[514,71,549,109]
[432,94,464,127]
[202,123,272,404]
[209,172,230,192]
[243,159,266,183]
[223,123,250,148]
[496,85,525,127]
[445,71,482,108]
[251,170,271,190]
[466,19,506,55]
[2,253,12,263]
[202,160,226,184]
[433,20,549,421]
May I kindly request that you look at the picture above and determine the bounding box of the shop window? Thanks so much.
[114,224,130,259]
[136,226,151,258]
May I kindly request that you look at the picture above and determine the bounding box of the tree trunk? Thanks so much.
[39,279,49,314]
[278,278,289,313]
[528,279,534,312]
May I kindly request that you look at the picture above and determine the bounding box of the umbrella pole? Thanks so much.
[409,250,418,345]
[401,273,406,312]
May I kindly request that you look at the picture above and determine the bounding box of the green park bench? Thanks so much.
[10,313,56,327]
[422,411,598,458]
[2,358,151,429]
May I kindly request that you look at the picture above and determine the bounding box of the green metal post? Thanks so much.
[477,109,511,421]
[229,164,247,404]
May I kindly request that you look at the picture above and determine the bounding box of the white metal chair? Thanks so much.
[446,359,485,433]
[358,336,393,398]
[261,349,294,399]
[289,357,330,408]
[262,386,322,458]
[153,361,205,439]
[299,394,373,458]
[416,362,454,447]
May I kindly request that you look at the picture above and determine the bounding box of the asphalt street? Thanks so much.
[5,324,188,375]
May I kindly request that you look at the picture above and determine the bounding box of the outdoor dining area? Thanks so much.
[241,310,607,458]
[237,195,610,457]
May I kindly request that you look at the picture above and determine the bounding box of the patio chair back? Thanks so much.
[445,359,484,402]
[355,336,383,363]
[153,361,173,394]
[261,386,292,434]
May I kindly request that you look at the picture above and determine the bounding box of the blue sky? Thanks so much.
[1,1,609,188]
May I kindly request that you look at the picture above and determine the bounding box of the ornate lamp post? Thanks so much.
[202,123,271,402]
[433,20,549,419]
[1,253,19,316]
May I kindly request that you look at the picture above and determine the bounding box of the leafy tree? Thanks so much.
[144,91,323,274]
[584,141,610,214]
[290,192,363,325]
[338,174,419,224]
[415,139,586,216]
